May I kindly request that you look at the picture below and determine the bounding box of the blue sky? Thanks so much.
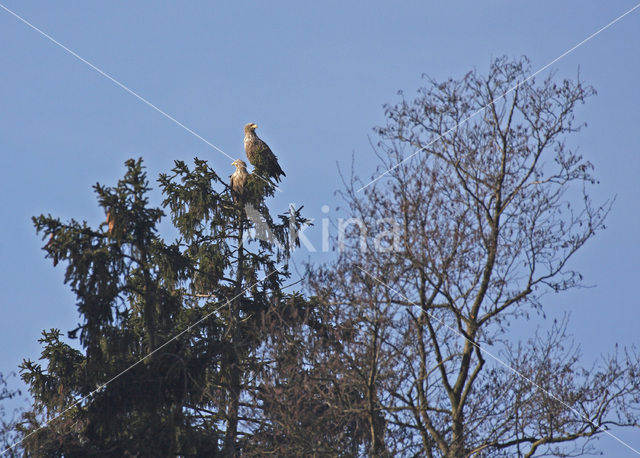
[1,1,638,454]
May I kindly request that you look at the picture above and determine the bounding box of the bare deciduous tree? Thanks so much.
[268,57,640,457]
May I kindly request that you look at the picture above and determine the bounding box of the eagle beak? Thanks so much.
[252,123,258,129]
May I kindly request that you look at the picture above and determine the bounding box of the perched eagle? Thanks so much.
[229,159,249,201]
[243,123,286,183]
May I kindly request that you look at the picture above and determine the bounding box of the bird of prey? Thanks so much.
[230,159,249,201]
[243,123,286,183]
[106,211,115,235]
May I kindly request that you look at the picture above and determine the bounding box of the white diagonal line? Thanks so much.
[357,266,640,455]
[1,270,279,455]
[357,2,640,193]
[0,3,228,158]
[0,2,281,192]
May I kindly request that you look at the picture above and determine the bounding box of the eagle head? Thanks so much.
[232,159,247,169]
[244,122,258,134]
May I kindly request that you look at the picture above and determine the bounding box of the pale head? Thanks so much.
[244,122,258,134]
[231,159,247,169]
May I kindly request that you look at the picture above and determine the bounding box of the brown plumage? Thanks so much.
[106,211,115,235]
[243,122,286,183]
[230,159,249,201]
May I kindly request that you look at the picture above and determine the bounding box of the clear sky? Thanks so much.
[1,1,638,455]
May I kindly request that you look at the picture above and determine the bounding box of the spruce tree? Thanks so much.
[16,157,307,456]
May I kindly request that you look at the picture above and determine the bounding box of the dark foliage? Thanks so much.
[16,157,308,456]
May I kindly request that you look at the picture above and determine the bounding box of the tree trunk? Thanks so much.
[223,210,245,456]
